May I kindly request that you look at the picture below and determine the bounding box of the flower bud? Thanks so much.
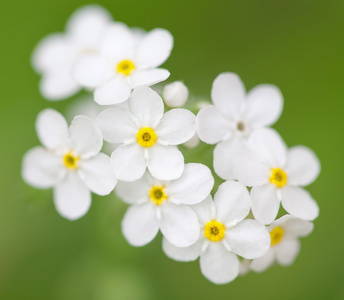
[162,81,189,107]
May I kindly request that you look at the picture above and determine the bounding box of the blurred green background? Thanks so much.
[1,0,343,299]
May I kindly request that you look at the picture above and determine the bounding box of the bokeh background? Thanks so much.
[1,0,343,299]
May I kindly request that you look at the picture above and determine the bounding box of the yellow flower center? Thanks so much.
[136,127,157,147]
[269,168,288,188]
[204,220,226,242]
[270,226,284,246]
[149,185,168,205]
[63,151,80,170]
[116,59,135,76]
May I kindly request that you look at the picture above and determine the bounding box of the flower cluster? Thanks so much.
[22,5,320,284]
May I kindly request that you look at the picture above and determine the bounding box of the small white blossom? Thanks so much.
[96,86,196,181]
[233,128,320,224]
[116,163,214,247]
[162,181,270,284]
[196,72,283,180]
[162,81,189,107]
[22,109,117,220]
[250,215,314,272]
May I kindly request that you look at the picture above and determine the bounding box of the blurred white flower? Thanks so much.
[183,133,200,148]
[32,5,113,100]
[162,181,270,285]
[116,163,214,247]
[96,86,195,181]
[73,24,173,105]
[22,109,117,220]
[196,72,283,180]
[250,215,314,272]
[162,81,189,107]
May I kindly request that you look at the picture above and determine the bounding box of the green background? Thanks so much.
[1,0,343,299]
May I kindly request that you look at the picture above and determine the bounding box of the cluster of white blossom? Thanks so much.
[22,5,320,284]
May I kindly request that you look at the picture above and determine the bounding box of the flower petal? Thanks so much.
[191,195,214,225]
[250,249,275,273]
[78,153,117,195]
[129,86,164,127]
[162,237,203,262]
[130,69,170,89]
[196,105,232,144]
[275,238,300,266]
[211,72,246,119]
[285,146,321,187]
[160,203,200,247]
[94,77,131,105]
[167,163,214,205]
[135,28,173,68]
[111,144,146,182]
[214,181,251,226]
[281,186,319,221]
[54,172,91,220]
[22,147,66,188]
[69,116,103,158]
[251,184,280,225]
[121,202,159,246]
[156,109,196,145]
[147,145,184,181]
[283,217,314,238]
[226,219,270,259]
[36,109,70,152]
[200,243,240,284]
[115,176,151,205]
[246,84,283,128]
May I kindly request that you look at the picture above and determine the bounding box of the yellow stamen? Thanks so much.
[270,226,284,246]
[204,220,226,242]
[270,168,288,188]
[63,151,80,170]
[149,185,168,205]
[116,59,135,76]
[136,127,157,147]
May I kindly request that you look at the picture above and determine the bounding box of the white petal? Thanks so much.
[211,72,246,119]
[285,146,320,187]
[196,105,232,144]
[115,173,151,204]
[245,84,283,127]
[95,107,137,144]
[94,77,131,105]
[156,109,196,145]
[121,202,159,246]
[191,195,214,225]
[283,217,314,237]
[22,147,66,188]
[73,54,112,88]
[167,163,214,205]
[36,109,70,152]
[251,184,281,225]
[214,181,251,226]
[40,71,80,100]
[78,153,117,195]
[275,238,300,266]
[111,144,146,182]
[69,116,103,158]
[162,81,189,107]
[147,145,184,181]
[248,128,287,168]
[160,203,200,247]
[183,133,200,148]
[135,28,173,68]
[281,186,319,221]
[226,219,270,259]
[130,69,170,89]
[200,243,240,284]
[239,259,251,275]
[250,249,275,273]
[54,172,91,220]
[129,86,164,127]
[162,237,203,262]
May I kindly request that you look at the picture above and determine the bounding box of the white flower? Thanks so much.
[73,24,173,105]
[22,109,117,220]
[196,72,283,180]
[32,5,112,100]
[250,215,314,272]
[162,181,270,285]
[96,86,196,181]
[116,163,214,247]
[162,81,189,107]
[233,128,320,225]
